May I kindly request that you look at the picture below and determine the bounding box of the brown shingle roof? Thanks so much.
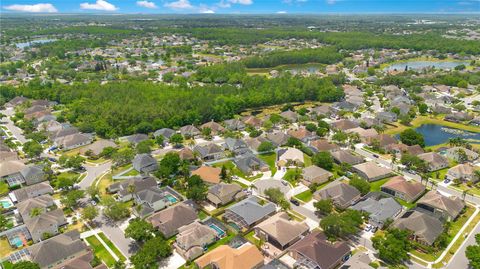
[195,244,264,269]
[192,166,221,184]
[381,176,425,202]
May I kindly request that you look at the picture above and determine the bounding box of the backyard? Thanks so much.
[258,152,277,176]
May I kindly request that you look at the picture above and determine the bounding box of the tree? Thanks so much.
[320,209,363,240]
[61,190,84,208]
[399,128,425,147]
[155,135,165,146]
[82,205,98,223]
[102,197,130,221]
[23,140,43,158]
[11,261,40,269]
[136,140,153,154]
[125,219,155,242]
[155,152,180,179]
[86,185,100,200]
[400,153,428,173]
[186,175,208,201]
[314,199,333,215]
[64,155,86,170]
[349,176,371,195]
[286,137,302,148]
[169,133,184,147]
[220,165,229,181]
[30,207,43,218]
[264,187,290,210]
[257,141,275,152]
[112,148,135,166]
[56,175,75,190]
[372,228,411,265]
[312,151,334,171]
[131,237,172,269]
[0,214,9,231]
[466,234,480,269]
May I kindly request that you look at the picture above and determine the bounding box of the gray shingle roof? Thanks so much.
[226,196,276,226]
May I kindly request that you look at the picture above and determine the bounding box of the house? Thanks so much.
[254,212,309,250]
[179,125,201,137]
[309,105,332,117]
[266,132,290,147]
[25,208,67,243]
[351,196,402,228]
[125,133,149,145]
[376,111,398,123]
[224,138,250,155]
[386,143,424,157]
[178,147,195,161]
[365,134,397,150]
[78,139,117,156]
[331,119,359,131]
[416,191,465,221]
[352,162,393,182]
[288,231,350,269]
[223,196,276,231]
[331,150,364,165]
[234,153,269,175]
[54,133,93,150]
[12,182,54,202]
[133,186,181,217]
[445,147,479,163]
[16,195,54,222]
[309,139,340,152]
[393,210,444,246]
[347,127,378,142]
[381,176,426,203]
[224,119,246,130]
[0,160,26,186]
[153,128,176,140]
[445,112,473,123]
[107,176,157,201]
[243,115,264,128]
[314,182,361,209]
[277,147,304,167]
[194,143,225,161]
[301,165,333,186]
[417,152,450,172]
[195,244,264,269]
[280,110,298,122]
[192,166,222,184]
[132,154,159,174]
[288,128,316,143]
[447,163,478,182]
[207,183,246,207]
[0,151,18,162]
[20,165,45,186]
[201,121,225,135]
[27,230,101,269]
[5,96,28,108]
[174,221,217,261]
[246,136,271,152]
[147,203,198,238]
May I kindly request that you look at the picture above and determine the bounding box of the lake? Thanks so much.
[414,124,480,146]
[15,39,56,49]
[384,61,469,71]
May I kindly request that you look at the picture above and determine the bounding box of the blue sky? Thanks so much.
[1,0,479,14]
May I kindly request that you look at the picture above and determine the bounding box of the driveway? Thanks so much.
[78,161,112,190]
[1,108,27,144]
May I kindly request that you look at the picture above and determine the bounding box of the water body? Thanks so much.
[414,124,480,146]
[15,39,56,49]
[385,61,469,71]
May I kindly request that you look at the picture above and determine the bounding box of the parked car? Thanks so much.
[290,199,300,206]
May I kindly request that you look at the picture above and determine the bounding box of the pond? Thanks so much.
[414,124,480,146]
[15,39,56,49]
[384,61,469,71]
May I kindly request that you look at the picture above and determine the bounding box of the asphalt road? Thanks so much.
[78,161,112,190]
[1,108,28,143]
[447,220,480,269]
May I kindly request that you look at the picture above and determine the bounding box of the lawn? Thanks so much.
[85,235,116,267]
[123,169,140,176]
[429,168,449,181]
[258,152,277,176]
[57,171,80,182]
[283,168,301,187]
[96,173,113,197]
[304,154,312,167]
[294,190,313,203]
[370,177,391,192]
[206,232,235,252]
[198,210,209,220]
[112,163,133,175]
[0,237,16,258]
[0,181,8,196]
[244,230,261,246]
[98,233,126,262]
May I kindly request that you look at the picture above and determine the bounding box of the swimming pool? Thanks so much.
[0,200,13,209]
[165,194,178,203]
[10,236,24,248]
[209,223,226,237]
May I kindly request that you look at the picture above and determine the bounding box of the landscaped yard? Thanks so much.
[258,152,277,176]
[0,181,9,196]
[206,232,236,251]
[85,235,116,267]
[370,177,391,192]
[294,190,313,202]
[0,237,16,258]
[98,233,126,262]
[283,168,301,186]
[303,154,312,167]
[198,210,208,220]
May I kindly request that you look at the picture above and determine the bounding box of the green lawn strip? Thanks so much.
[429,168,450,181]
[198,210,209,220]
[206,232,235,252]
[123,169,140,176]
[244,230,260,245]
[303,154,312,167]
[370,177,391,192]
[112,163,133,175]
[85,235,116,267]
[283,168,301,187]
[0,181,9,196]
[258,152,277,176]
[294,190,313,203]
[97,232,126,262]
[213,160,249,179]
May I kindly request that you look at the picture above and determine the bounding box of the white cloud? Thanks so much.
[201,9,215,13]
[80,0,118,11]
[3,3,58,13]
[216,0,231,8]
[164,0,193,9]
[277,11,287,13]
[228,0,253,5]
[136,1,157,8]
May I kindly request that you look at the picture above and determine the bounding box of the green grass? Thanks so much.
[123,169,140,176]
[304,154,312,167]
[198,210,208,220]
[294,190,313,202]
[283,168,301,187]
[429,167,449,181]
[258,152,277,176]
[57,171,80,182]
[244,230,260,246]
[97,232,126,262]
[394,198,416,209]
[0,181,8,196]
[85,235,116,267]
[370,177,391,192]
[206,232,235,251]
[385,115,480,135]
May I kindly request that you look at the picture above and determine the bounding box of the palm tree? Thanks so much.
[462,190,469,201]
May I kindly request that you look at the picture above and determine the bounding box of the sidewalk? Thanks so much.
[82,225,121,261]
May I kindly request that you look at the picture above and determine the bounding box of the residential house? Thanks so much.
[365,134,397,150]
[386,143,424,157]
[1,160,27,187]
[223,196,276,231]
[376,111,398,123]
[224,119,246,130]
[207,183,246,207]
[288,128,317,143]
[301,165,333,186]
[277,147,304,167]
[78,139,117,157]
[314,182,361,209]
[12,182,54,202]
[417,191,465,221]
[54,133,93,150]
[243,116,264,128]
[224,138,250,155]
[16,195,54,222]
[0,151,18,162]
[254,212,309,250]
[192,166,222,184]
[175,221,218,261]
[331,150,364,165]
[346,127,378,142]
[417,152,450,172]
[195,244,264,269]
[153,128,176,140]
[49,127,80,141]
[266,132,290,147]
[351,196,402,228]
[445,147,479,163]
[309,105,332,117]
[288,231,350,269]
[309,139,340,153]
[107,176,157,202]
[280,110,298,122]
[178,147,195,161]
[393,210,444,246]
[234,153,269,175]
[147,203,198,238]
[352,162,393,182]
[381,176,426,203]
[201,121,225,135]
[25,208,67,243]
[20,165,45,186]
[5,96,28,108]
[179,125,201,137]
[445,112,473,123]
[194,143,225,161]
[331,119,359,131]
[246,136,271,152]
[133,154,159,174]
[133,186,181,218]
[447,163,478,182]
